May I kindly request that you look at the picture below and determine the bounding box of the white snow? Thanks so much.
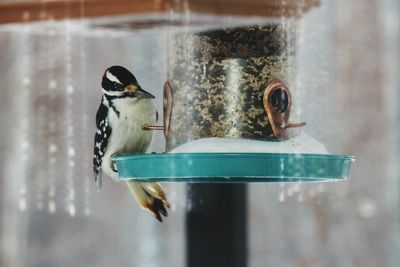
[170,132,328,154]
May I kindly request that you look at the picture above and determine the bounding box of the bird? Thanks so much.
[93,65,170,221]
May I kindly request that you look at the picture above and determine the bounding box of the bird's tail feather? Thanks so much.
[126,181,170,222]
[95,170,102,192]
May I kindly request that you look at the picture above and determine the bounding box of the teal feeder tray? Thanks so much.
[113,152,355,183]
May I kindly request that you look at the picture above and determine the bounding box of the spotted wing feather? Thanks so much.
[93,100,111,191]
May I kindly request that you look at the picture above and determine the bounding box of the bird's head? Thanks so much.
[101,66,155,99]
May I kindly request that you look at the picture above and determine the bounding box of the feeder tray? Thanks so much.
[113,153,354,183]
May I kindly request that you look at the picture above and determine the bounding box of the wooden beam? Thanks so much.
[0,0,167,24]
[0,0,320,24]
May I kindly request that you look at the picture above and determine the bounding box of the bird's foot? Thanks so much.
[110,154,118,172]
[126,181,170,222]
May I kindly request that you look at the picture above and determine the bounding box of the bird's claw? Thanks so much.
[126,181,170,222]
[145,198,168,222]
[110,155,118,172]
[142,182,170,222]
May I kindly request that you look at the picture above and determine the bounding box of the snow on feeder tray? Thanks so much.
[113,22,354,183]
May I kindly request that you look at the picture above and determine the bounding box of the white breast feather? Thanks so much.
[102,98,155,181]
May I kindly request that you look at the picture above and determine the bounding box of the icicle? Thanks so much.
[279,183,286,202]
[64,18,76,217]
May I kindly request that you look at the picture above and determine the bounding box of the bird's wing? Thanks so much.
[93,100,112,191]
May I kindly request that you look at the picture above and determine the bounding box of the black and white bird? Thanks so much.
[93,65,169,221]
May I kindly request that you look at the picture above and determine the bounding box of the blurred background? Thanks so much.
[0,0,399,266]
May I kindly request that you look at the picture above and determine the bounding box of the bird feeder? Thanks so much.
[113,0,355,183]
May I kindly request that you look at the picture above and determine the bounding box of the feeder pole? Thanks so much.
[186,184,247,267]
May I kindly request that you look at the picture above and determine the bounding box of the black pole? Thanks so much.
[186,184,247,267]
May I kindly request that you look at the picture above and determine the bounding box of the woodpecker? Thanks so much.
[93,65,169,221]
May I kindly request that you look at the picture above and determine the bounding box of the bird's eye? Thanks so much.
[270,88,289,113]
[114,82,123,90]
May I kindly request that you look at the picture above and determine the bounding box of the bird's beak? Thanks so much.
[137,88,155,99]
[124,84,155,99]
